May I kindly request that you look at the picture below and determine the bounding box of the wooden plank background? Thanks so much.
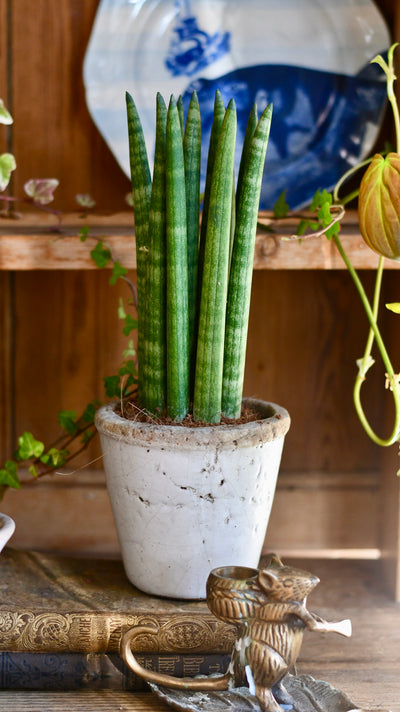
[1,0,399,564]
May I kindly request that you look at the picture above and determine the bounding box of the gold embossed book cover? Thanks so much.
[0,549,235,654]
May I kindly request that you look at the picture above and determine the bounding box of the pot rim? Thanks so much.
[95,397,290,448]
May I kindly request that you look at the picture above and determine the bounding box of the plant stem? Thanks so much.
[385,43,400,153]
[332,157,373,204]
[333,233,400,446]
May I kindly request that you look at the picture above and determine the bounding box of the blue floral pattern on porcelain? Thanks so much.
[83,0,390,209]
[165,0,230,77]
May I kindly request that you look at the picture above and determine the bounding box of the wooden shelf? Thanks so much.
[1,468,381,559]
[0,210,396,271]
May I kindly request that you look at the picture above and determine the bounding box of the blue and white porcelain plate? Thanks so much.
[83,0,390,209]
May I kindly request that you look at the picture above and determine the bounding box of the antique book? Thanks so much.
[0,548,235,654]
[0,651,230,690]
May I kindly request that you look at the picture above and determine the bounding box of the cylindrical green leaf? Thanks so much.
[166,96,189,421]
[141,92,168,415]
[193,99,237,423]
[183,91,201,397]
[197,90,226,304]
[177,95,184,135]
[222,103,273,419]
[236,103,258,210]
[125,92,152,404]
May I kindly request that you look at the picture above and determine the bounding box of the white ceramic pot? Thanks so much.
[95,398,290,599]
[0,513,15,553]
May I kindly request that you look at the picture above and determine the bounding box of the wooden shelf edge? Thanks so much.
[0,210,397,271]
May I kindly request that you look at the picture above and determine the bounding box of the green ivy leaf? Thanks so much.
[273,190,289,219]
[58,410,78,436]
[90,240,111,269]
[119,359,137,377]
[40,448,69,468]
[81,428,96,445]
[317,201,332,226]
[324,220,340,240]
[79,226,90,242]
[122,314,138,336]
[310,189,322,212]
[122,340,136,361]
[110,260,129,285]
[320,189,333,206]
[124,375,136,391]
[310,189,332,212]
[296,219,309,237]
[81,401,99,424]
[15,432,45,461]
[0,460,21,489]
[28,464,39,478]
[118,298,127,321]
[104,375,121,398]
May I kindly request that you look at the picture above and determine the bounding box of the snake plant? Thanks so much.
[126,90,272,423]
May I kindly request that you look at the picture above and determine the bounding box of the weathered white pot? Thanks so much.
[95,398,290,599]
[0,513,15,553]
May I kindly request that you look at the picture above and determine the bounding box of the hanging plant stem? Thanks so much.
[332,233,400,446]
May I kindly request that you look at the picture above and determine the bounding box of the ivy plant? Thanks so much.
[0,228,137,499]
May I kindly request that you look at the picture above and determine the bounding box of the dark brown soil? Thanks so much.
[115,400,262,427]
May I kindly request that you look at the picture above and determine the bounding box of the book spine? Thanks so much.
[0,652,230,690]
[0,611,235,654]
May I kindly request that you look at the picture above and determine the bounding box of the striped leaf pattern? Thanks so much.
[125,92,272,423]
[222,104,273,419]
[142,92,168,415]
[165,96,189,421]
[125,92,152,404]
[193,100,237,423]
[183,92,201,398]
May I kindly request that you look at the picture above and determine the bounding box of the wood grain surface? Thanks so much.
[0,560,398,710]
[1,0,400,588]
